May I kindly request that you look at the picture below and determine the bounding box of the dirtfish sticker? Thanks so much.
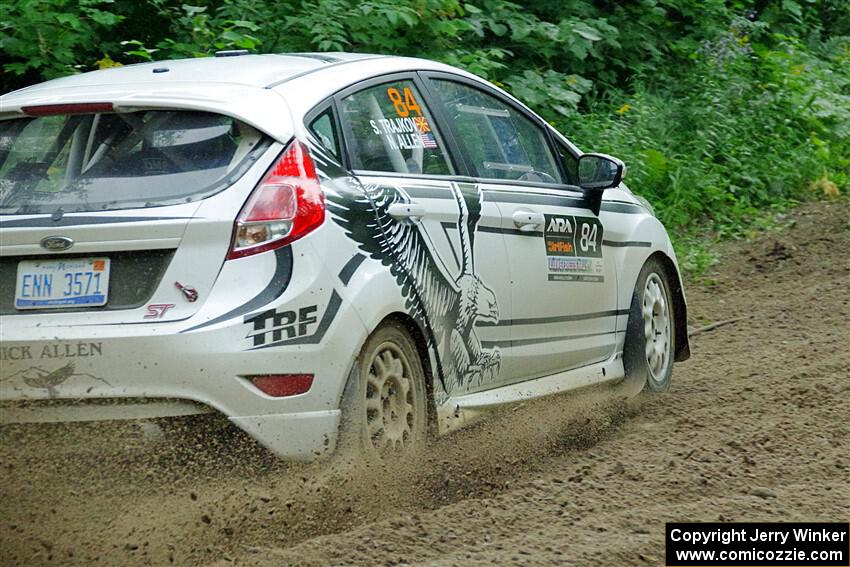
[544,214,605,282]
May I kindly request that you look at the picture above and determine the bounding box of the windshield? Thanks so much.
[0,110,269,214]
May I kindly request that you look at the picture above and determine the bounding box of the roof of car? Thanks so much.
[0,52,488,146]
[5,53,388,95]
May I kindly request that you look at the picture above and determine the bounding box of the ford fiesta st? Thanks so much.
[0,52,689,460]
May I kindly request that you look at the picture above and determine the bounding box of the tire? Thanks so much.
[336,320,428,462]
[623,257,675,393]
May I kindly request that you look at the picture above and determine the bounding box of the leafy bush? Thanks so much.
[567,18,850,237]
[0,0,125,84]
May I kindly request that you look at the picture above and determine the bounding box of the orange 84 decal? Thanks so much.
[387,87,423,117]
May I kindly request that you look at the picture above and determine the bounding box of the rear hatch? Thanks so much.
[0,106,272,324]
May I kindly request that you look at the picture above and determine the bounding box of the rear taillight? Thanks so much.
[228,140,324,259]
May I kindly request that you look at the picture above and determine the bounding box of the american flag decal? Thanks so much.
[421,132,438,149]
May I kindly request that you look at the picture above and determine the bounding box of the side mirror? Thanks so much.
[577,153,626,191]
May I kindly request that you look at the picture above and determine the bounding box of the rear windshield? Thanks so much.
[0,110,269,214]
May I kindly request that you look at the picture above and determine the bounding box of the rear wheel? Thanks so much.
[623,258,675,393]
[337,321,428,462]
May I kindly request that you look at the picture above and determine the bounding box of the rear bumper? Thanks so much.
[0,283,364,460]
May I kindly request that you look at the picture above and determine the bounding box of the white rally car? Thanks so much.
[0,52,689,459]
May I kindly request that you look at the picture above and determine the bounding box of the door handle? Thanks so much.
[512,210,545,232]
[388,203,426,221]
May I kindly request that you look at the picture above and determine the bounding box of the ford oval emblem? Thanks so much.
[40,236,74,251]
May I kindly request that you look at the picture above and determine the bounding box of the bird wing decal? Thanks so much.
[327,181,459,331]
[327,179,501,395]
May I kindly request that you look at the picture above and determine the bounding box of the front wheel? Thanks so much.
[337,321,428,462]
[623,258,675,393]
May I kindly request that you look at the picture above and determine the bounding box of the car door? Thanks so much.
[423,75,619,385]
[332,74,511,398]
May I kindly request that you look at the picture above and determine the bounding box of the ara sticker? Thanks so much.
[543,214,605,282]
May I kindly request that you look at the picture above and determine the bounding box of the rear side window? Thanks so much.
[339,79,453,176]
[309,109,340,159]
[429,80,561,184]
[0,110,267,214]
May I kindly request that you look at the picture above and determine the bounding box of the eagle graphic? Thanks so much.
[328,181,501,394]
[6,362,111,398]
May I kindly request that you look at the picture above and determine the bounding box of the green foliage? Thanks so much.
[1,0,848,270]
[565,17,850,239]
[0,0,125,83]
[122,1,263,60]
[503,71,591,119]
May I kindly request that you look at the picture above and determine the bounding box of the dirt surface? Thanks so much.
[1,199,848,566]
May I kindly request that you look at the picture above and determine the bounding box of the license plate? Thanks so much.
[15,258,110,309]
